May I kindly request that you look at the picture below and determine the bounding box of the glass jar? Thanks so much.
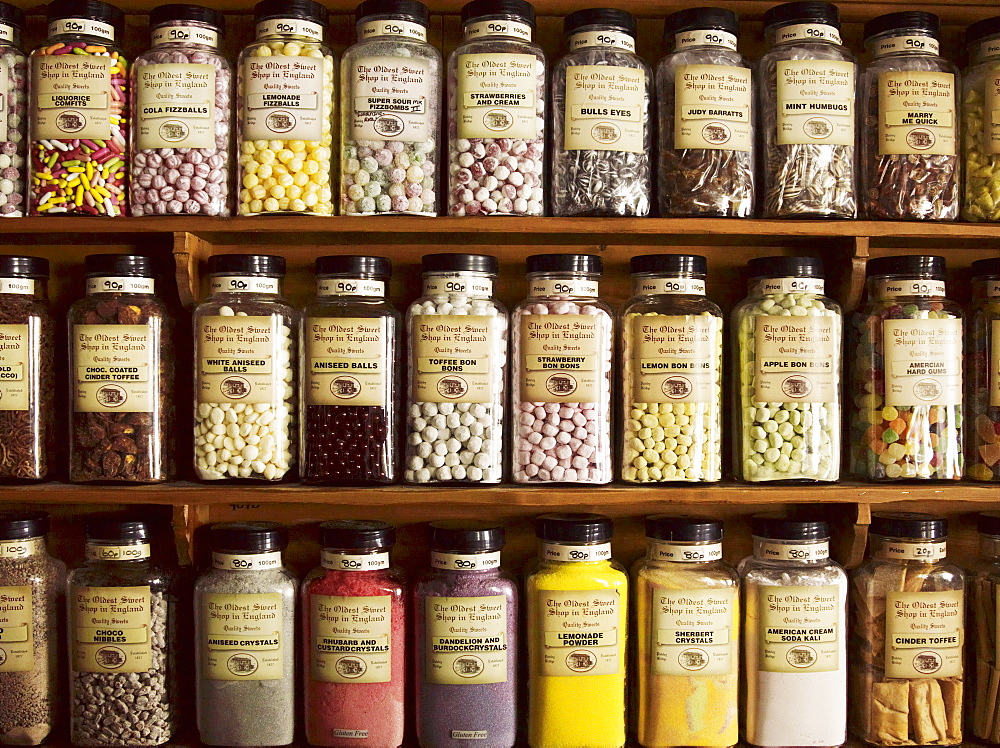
[861,12,959,221]
[195,522,295,747]
[962,18,1000,222]
[68,517,177,746]
[340,0,440,216]
[971,512,1000,742]
[404,253,506,485]
[551,8,650,217]
[621,254,722,483]
[849,255,963,482]
[29,0,128,216]
[302,521,405,747]
[69,254,174,483]
[512,254,614,484]
[969,258,1000,481]
[131,4,231,217]
[0,511,64,746]
[758,1,857,219]
[415,521,517,748]
[237,0,334,216]
[0,257,53,481]
[850,513,964,746]
[657,7,753,218]
[633,515,738,747]
[194,254,296,482]
[0,3,26,218]
[740,514,847,748]
[526,513,627,748]
[732,256,842,483]
[447,0,544,217]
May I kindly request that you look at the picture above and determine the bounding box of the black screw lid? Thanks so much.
[978,512,1000,537]
[150,4,226,34]
[316,255,392,279]
[866,255,946,279]
[763,1,839,31]
[0,510,50,541]
[0,2,24,30]
[48,0,125,31]
[646,515,723,543]
[320,520,396,550]
[86,516,149,542]
[664,7,738,38]
[356,0,430,27]
[86,254,153,278]
[0,256,49,279]
[536,513,613,544]
[422,253,498,275]
[564,8,636,37]
[527,254,603,275]
[747,256,824,279]
[255,0,328,26]
[631,254,707,276]
[429,521,505,553]
[751,512,829,541]
[207,254,286,277]
[211,521,288,553]
[865,11,940,42]
[462,0,534,26]
[871,512,947,540]
[971,258,1000,279]
[967,16,1000,48]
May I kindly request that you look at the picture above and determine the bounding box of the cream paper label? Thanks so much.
[755,277,825,295]
[988,72,1000,155]
[307,317,387,407]
[311,594,392,684]
[0,585,33,672]
[568,30,635,53]
[0,278,34,295]
[457,53,537,140]
[0,23,14,45]
[878,71,957,156]
[352,56,431,142]
[564,65,644,153]
[317,278,385,297]
[413,315,492,404]
[992,320,1000,407]
[86,543,151,561]
[32,55,113,140]
[359,19,426,42]
[152,24,219,47]
[88,277,155,295]
[136,63,215,149]
[210,276,280,294]
[675,29,738,51]
[203,592,283,680]
[49,18,115,40]
[883,318,962,407]
[871,35,940,57]
[753,316,837,403]
[529,278,598,297]
[540,542,611,562]
[632,314,718,404]
[653,587,735,677]
[520,314,601,403]
[423,274,493,296]
[74,324,154,413]
[464,19,532,42]
[759,585,840,673]
[0,537,42,558]
[0,324,29,411]
[775,23,842,45]
[776,60,854,146]
[212,551,282,571]
[426,595,507,684]
[540,589,620,676]
[877,279,947,299]
[758,541,828,562]
[650,541,723,563]
[876,541,947,562]
[256,18,324,41]
[72,586,151,674]
[243,55,324,141]
[198,315,282,405]
[633,277,705,295]
[674,64,752,151]
[885,590,963,678]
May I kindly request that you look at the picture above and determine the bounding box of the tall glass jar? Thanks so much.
[758,1,857,219]
[195,522,295,747]
[415,521,517,748]
[68,517,177,746]
[194,254,296,482]
[237,0,334,216]
[302,521,405,747]
[447,0,544,217]
[131,4,231,217]
[658,7,753,218]
[404,253,506,485]
[526,513,627,748]
[69,254,173,483]
[851,513,964,746]
[0,511,64,746]
[340,0,440,216]
[633,515,738,748]
[512,254,614,484]
[621,254,722,483]
[0,257,53,481]
[861,13,959,221]
[962,17,1000,222]
[29,0,128,216]
[971,511,1000,742]
[969,258,1000,481]
[551,8,650,217]
[740,514,847,748]
[0,3,26,218]
[732,256,841,483]
[301,256,400,485]
[850,255,963,482]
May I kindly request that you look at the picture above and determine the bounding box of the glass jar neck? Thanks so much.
[871,533,946,563]
[462,15,533,43]
[646,538,723,564]
[209,274,282,297]
[321,547,391,571]
[752,537,829,564]
[86,539,151,563]
[868,30,940,59]
[632,273,706,297]
[980,534,1000,559]
[972,35,1000,65]
[527,272,600,298]
[539,539,612,564]
[151,21,220,49]
[422,271,494,298]
[868,273,946,301]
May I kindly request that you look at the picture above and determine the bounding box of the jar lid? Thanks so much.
[356,0,430,27]
[422,253,498,275]
[0,255,49,279]
[866,255,945,279]
[871,512,947,540]
[631,254,707,276]
[430,520,505,552]
[971,257,1000,279]
[751,512,829,541]
[0,510,49,541]
[0,2,24,30]
[763,1,839,31]
[462,0,534,27]
[747,255,823,279]
[87,516,149,542]
[316,255,392,279]
[255,0,328,26]
[47,0,125,30]
[645,515,723,543]
[527,254,603,275]
[211,521,288,553]
[150,4,226,34]
[664,7,738,38]
[865,11,940,41]
[967,16,1000,47]
[208,254,286,277]
[536,513,613,544]
[564,7,636,37]
[86,254,153,278]
[977,511,1000,537]
[320,520,396,550]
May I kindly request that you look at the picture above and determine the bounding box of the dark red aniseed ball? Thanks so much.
[302,405,392,484]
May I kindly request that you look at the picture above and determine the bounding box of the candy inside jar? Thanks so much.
[961,16,1000,222]
[966,258,1000,481]
[0,3,27,218]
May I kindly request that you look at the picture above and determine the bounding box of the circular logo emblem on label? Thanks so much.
[662,376,692,400]
[786,645,817,668]
[803,117,833,140]
[96,384,128,408]
[545,373,577,397]
[0,647,7,666]
[265,110,296,134]
[332,376,361,400]
[590,121,621,145]
[906,128,936,151]
[227,652,259,676]
[453,655,485,678]
[781,375,812,399]
[565,649,597,673]
[701,121,731,145]
[335,656,367,678]
[482,108,513,132]
[437,376,469,399]
[913,378,942,402]
[56,111,87,134]
[221,376,252,400]
[158,119,190,143]
[678,647,709,671]
[373,114,405,138]
[912,650,942,674]
[96,646,127,670]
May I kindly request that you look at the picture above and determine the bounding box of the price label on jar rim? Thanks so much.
[756,540,829,561]
[422,273,493,296]
[541,542,612,562]
[213,551,284,570]
[256,17,324,41]
[0,537,43,558]
[674,29,738,51]
[464,18,532,42]
[321,550,390,571]
[876,541,947,561]
[977,38,1000,64]
[754,277,825,295]
[0,278,35,295]
[359,18,427,42]
[650,541,723,562]
[317,278,385,297]
[0,22,17,44]
[85,543,152,561]
[211,275,281,294]
[568,30,635,53]
[49,17,116,41]
[431,551,501,571]
[530,278,600,297]
[633,277,706,295]
[86,276,155,295]
[152,24,220,47]
[870,34,940,58]
[773,22,842,46]
[877,279,947,299]
[987,281,1000,298]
